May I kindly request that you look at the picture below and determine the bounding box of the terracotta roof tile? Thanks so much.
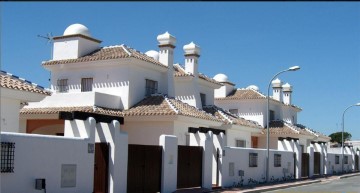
[21,95,221,122]
[260,120,314,137]
[173,64,221,85]
[20,106,124,117]
[295,124,331,140]
[42,45,166,68]
[0,70,51,95]
[203,106,262,128]
[215,88,301,110]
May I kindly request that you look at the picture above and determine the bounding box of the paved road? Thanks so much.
[264,175,360,193]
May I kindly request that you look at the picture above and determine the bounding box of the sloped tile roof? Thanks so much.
[216,88,266,100]
[0,70,51,95]
[215,88,302,110]
[295,123,331,140]
[123,95,222,122]
[20,106,123,116]
[203,106,262,128]
[42,45,166,68]
[173,64,221,85]
[261,120,314,137]
[21,95,222,122]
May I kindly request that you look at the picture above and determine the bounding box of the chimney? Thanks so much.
[213,73,235,98]
[272,78,283,102]
[183,42,200,77]
[157,32,176,97]
[282,83,292,105]
[53,23,101,60]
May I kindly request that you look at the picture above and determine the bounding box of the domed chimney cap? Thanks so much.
[272,78,282,88]
[145,50,159,61]
[247,85,259,91]
[213,73,229,83]
[183,42,200,56]
[282,83,292,92]
[157,31,176,47]
[63,23,91,37]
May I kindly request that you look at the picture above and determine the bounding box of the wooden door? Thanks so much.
[177,145,203,189]
[94,143,109,193]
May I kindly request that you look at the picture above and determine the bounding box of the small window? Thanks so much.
[145,79,158,96]
[274,154,281,167]
[235,139,246,148]
[335,155,339,164]
[200,93,206,106]
[229,109,238,115]
[1,142,15,173]
[270,110,275,121]
[344,156,348,164]
[249,153,258,167]
[57,79,68,93]
[81,78,93,92]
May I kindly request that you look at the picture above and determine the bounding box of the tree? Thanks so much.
[329,131,352,144]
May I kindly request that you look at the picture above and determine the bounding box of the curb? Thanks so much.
[339,173,360,179]
[239,180,321,193]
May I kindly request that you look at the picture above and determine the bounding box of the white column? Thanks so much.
[322,143,328,175]
[308,145,314,178]
[159,135,178,193]
[294,140,302,179]
[107,120,128,193]
[200,131,213,189]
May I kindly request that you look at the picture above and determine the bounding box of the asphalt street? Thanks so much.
[263,175,360,193]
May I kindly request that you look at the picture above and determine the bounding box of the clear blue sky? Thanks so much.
[1,2,360,139]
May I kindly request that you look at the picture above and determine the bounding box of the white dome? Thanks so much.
[247,85,259,91]
[63,23,91,37]
[213,73,228,82]
[145,50,159,61]
[282,83,291,88]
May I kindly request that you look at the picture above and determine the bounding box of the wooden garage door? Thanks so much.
[127,144,162,193]
[177,145,203,189]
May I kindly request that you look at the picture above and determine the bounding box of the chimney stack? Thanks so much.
[183,42,200,77]
[282,83,293,105]
[272,78,283,102]
[157,32,176,97]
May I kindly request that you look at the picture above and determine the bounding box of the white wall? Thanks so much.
[1,132,94,193]
[1,98,21,132]
[175,79,199,108]
[227,129,252,148]
[221,147,295,187]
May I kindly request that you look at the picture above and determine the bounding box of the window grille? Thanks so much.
[81,78,93,92]
[335,155,339,164]
[344,156,348,164]
[145,79,158,96]
[249,153,258,167]
[57,79,68,93]
[200,93,206,106]
[235,139,246,148]
[1,142,15,173]
[274,154,281,167]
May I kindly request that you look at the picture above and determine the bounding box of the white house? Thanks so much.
[0,70,51,132]
[19,23,262,149]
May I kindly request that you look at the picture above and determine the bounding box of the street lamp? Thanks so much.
[341,103,360,173]
[266,65,300,183]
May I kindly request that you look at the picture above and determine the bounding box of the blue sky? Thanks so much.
[1,2,360,139]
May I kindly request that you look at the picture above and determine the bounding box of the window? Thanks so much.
[344,156,348,164]
[229,109,238,115]
[235,139,246,148]
[249,153,258,167]
[274,154,281,167]
[335,155,339,164]
[145,79,158,96]
[200,93,206,106]
[81,78,93,92]
[57,79,68,93]
[1,142,15,173]
[269,110,275,121]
